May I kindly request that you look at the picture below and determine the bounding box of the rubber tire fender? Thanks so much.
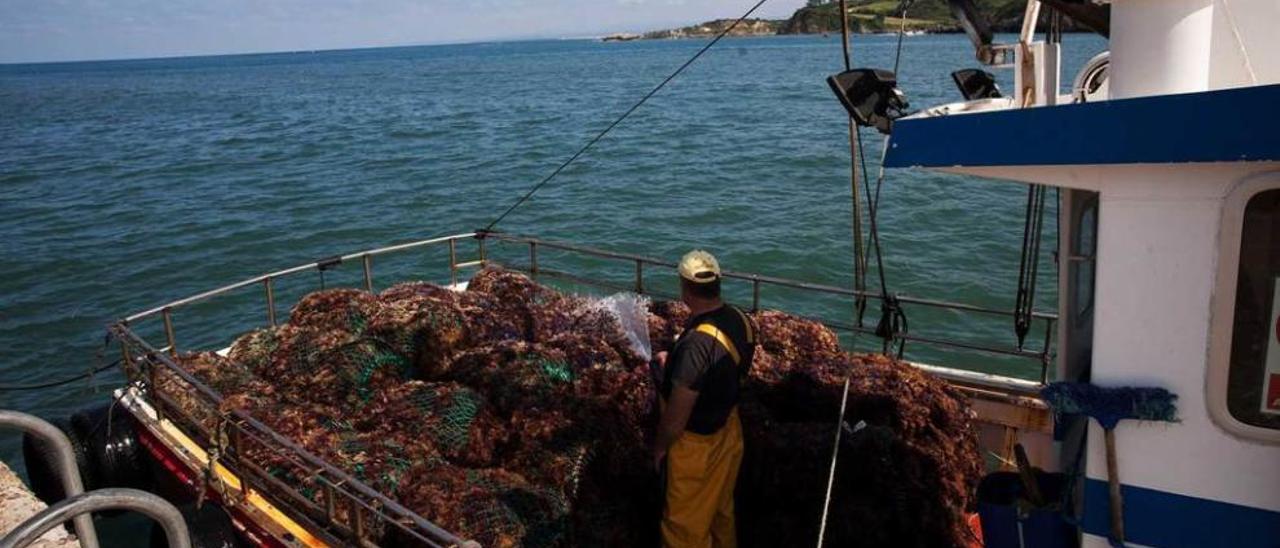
[68,403,153,492]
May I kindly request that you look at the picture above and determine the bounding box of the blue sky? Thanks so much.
[0,0,807,63]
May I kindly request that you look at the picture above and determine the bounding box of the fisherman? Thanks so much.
[652,249,755,548]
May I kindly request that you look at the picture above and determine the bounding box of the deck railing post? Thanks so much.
[478,237,487,266]
[323,483,337,525]
[148,358,164,423]
[162,308,177,356]
[352,501,366,542]
[229,424,243,467]
[752,277,761,312]
[119,332,135,377]
[449,239,458,286]
[634,260,644,294]
[530,242,539,280]
[1040,318,1054,384]
[362,254,374,293]
[264,278,277,327]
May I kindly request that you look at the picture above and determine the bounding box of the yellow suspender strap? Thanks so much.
[695,323,741,366]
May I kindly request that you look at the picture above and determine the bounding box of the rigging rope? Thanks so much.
[852,0,913,355]
[857,129,906,356]
[1014,183,1047,349]
[839,0,870,327]
[0,334,120,391]
[1009,0,1057,352]
[482,0,772,232]
[819,5,916,542]
[872,0,913,221]
[0,359,119,391]
[891,2,911,75]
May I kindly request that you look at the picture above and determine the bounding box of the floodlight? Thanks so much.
[826,68,909,135]
[951,68,1002,101]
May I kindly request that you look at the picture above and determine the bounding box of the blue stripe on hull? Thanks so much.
[883,84,1280,168]
[1082,479,1280,547]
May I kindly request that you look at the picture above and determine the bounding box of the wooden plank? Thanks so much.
[970,396,1054,433]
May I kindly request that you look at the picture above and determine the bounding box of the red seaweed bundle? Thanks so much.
[288,288,381,335]
[367,283,469,376]
[648,300,983,547]
[166,266,980,547]
[364,380,508,468]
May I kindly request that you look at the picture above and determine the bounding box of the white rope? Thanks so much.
[816,377,852,548]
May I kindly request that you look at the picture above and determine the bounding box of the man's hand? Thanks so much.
[652,385,698,473]
[649,351,670,396]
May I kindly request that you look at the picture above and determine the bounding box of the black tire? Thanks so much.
[69,403,152,492]
[150,502,247,548]
[22,415,96,505]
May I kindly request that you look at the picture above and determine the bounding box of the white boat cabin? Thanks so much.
[882,0,1280,545]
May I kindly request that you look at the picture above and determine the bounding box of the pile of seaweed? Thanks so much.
[165,267,980,547]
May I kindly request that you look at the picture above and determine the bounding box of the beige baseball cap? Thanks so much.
[678,250,721,283]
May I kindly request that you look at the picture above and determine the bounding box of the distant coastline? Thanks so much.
[603,0,1090,42]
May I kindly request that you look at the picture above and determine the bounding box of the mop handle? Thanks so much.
[1105,428,1125,544]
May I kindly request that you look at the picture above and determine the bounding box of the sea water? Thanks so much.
[0,34,1106,481]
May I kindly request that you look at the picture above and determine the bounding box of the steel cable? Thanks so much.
[483,0,772,231]
[0,360,119,391]
[815,377,851,548]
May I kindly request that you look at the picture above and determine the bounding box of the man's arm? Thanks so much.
[653,331,718,469]
[653,385,698,469]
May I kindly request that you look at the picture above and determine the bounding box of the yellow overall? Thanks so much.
[662,315,752,548]
[662,407,743,548]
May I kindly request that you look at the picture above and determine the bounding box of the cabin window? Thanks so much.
[1071,196,1097,325]
[1225,189,1280,430]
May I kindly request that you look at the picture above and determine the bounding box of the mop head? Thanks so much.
[1041,382,1178,430]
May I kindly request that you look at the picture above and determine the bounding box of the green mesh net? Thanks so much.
[171,277,654,546]
[427,387,480,452]
[167,267,982,547]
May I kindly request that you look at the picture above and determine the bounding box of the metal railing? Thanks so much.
[110,230,1055,546]
[112,333,471,547]
[0,488,189,548]
[0,410,99,548]
[483,233,1056,372]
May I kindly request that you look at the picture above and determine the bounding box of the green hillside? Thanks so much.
[779,0,1042,34]
[630,0,1087,41]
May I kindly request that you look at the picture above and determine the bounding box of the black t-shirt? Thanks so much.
[662,304,755,435]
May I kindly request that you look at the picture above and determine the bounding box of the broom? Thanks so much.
[1040,382,1178,547]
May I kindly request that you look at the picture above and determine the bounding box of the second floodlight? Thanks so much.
[951,68,1002,101]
